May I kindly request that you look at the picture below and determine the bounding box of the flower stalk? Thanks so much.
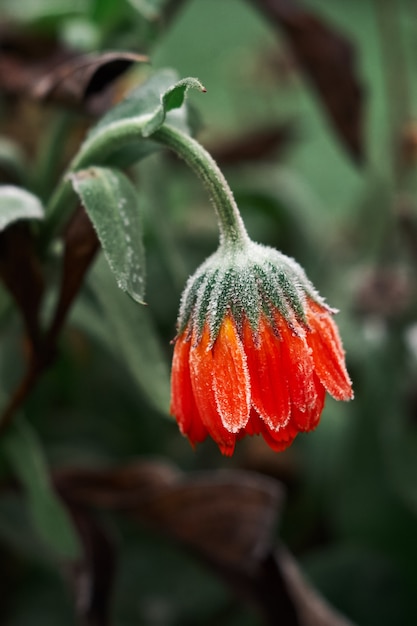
[152,125,249,248]
[43,117,249,252]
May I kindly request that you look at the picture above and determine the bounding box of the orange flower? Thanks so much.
[170,241,353,455]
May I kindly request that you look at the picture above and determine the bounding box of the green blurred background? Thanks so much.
[1,0,417,624]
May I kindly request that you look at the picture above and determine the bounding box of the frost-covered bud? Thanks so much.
[170,240,353,456]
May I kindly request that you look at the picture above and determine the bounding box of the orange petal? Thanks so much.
[243,316,291,431]
[261,429,297,452]
[212,315,250,433]
[189,323,236,456]
[276,314,318,414]
[170,333,208,445]
[245,408,297,452]
[291,373,326,431]
[241,407,263,437]
[306,301,353,401]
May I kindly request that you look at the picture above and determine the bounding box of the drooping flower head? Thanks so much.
[170,240,353,456]
[156,120,352,456]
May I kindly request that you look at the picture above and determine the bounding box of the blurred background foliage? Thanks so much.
[1,0,417,624]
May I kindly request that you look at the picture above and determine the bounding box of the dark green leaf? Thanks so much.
[0,494,51,562]
[91,0,126,24]
[0,186,44,231]
[75,70,205,169]
[87,255,170,415]
[1,417,81,560]
[70,166,145,304]
[304,546,416,626]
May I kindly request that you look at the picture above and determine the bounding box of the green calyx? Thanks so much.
[177,239,326,345]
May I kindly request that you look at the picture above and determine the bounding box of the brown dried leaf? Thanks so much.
[276,547,355,626]
[214,550,355,626]
[32,51,148,108]
[0,28,147,112]
[47,206,100,344]
[0,222,44,350]
[208,123,296,165]
[251,0,364,163]
[56,460,181,510]
[137,470,283,571]
[55,461,354,625]
[56,461,283,572]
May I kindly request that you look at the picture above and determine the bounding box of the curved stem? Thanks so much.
[153,125,249,247]
[43,117,249,249]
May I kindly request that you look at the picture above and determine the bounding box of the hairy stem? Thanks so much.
[43,118,249,249]
[153,125,249,247]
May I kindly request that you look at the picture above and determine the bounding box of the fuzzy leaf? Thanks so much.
[1,417,81,560]
[89,68,205,143]
[0,186,44,231]
[70,166,145,304]
[141,76,206,137]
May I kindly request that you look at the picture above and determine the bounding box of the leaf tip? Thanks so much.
[191,78,207,93]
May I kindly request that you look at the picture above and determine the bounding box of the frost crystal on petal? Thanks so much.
[176,240,324,343]
[171,238,353,457]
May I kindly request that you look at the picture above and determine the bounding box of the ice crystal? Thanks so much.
[177,240,328,344]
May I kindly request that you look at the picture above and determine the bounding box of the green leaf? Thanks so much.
[70,166,145,304]
[86,255,170,415]
[142,76,206,137]
[1,417,81,560]
[86,69,206,167]
[0,186,44,231]
[91,0,126,24]
[70,70,205,172]
[0,494,50,562]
